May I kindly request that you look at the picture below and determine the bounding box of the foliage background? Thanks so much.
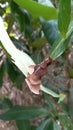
[0,0,73,130]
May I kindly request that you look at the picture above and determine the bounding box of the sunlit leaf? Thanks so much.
[13,0,58,20]
[40,85,59,98]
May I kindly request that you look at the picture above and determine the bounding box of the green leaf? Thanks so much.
[36,119,53,130]
[0,105,48,120]
[0,17,35,77]
[40,18,60,45]
[40,85,59,98]
[13,0,58,20]
[44,94,56,110]
[50,27,73,59]
[71,0,73,20]
[16,120,31,130]
[53,121,61,130]
[58,0,71,37]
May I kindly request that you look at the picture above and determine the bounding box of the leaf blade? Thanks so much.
[0,106,48,120]
[50,27,73,59]
[58,0,71,37]
[40,18,60,45]
[36,119,53,130]
[13,0,58,20]
[16,120,31,130]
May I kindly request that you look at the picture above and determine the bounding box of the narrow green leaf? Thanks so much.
[71,0,73,20]
[0,106,48,120]
[40,85,59,98]
[50,27,73,59]
[13,0,58,20]
[36,119,53,130]
[0,17,35,77]
[58,0,71,37]
[16,120,31,130]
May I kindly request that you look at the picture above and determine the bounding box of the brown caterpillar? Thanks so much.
[25,57,55,94]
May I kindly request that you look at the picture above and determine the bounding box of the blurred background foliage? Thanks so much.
[0,0,73,130]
